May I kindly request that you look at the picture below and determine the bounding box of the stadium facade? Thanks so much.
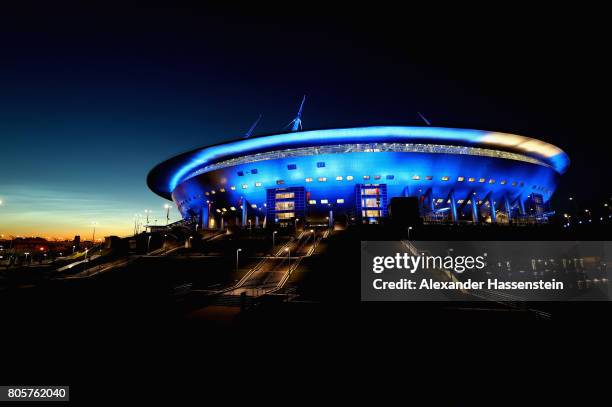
[147,126,569,228]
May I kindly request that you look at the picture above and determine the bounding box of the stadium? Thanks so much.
[147,125,569,228]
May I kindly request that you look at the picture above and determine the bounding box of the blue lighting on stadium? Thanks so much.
[166,126,569,193]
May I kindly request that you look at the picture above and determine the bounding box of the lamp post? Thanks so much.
[294,218,299,235]
[24,252,30,266]
[272,230,277,249]
[407,226,413,240]
[285,247,291,270]
[236,248,242,273]
[144,209,151,225]
[147,235,152,254]
[72,245,76,254]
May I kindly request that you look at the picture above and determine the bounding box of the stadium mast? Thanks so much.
[244,114,262,138]
[286,94,306,131]
[417,111,431,126]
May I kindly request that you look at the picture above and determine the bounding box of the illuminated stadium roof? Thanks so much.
[148,126,569,200]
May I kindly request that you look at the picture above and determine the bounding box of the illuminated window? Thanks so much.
[320,199,329,204]
[237,171,244,176]
[512,181,517,187]
[337,198,345,204]
[426,176,433,180]
[479,178,486,183]
[346,176,354,181]
[230,206,236,211]
[211,190,216,194]
[276,180,285,185]
[251,204,257,208]
[205,192,210,196]
[386,175,394,180]
[412,175,420,180]
[287,164,297,170]
[230,186,236,190]
[222,208,227,212]
[362,188,380,196]
[277,212,295,219]
[489,179,495,184]
[305,177,313,183]
[336,176,343,181]
[441,176,450,181]
[374,175,381,180]
[362,209,381,217]
[275,192,295,199]
[308,199,317,204]
[362,198,381,207]
[317,162,325,168]
[468,178,475,182]
[251,169,258,174]
[275,201,294,211]
[219,188,226,192]
[242,184,248,189]
[318,177,327,182]
[363,175,370,180]
[436,198,444,203]
[457,199,464,204]
[255,182,262,187]
[216,209,221,213]
[457,176,465,182]
[500,180,507,185]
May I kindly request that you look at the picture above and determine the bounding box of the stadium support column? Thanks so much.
[255,216,259,228]
[241,196,247,228]
[328,209,334,229]
[202,203,210,229]
[471,196,479,224]
[504,195,512,222]
[518,195,526,216]
[448,190,458,224]
[488,193,497,223]
[207,201,212,228]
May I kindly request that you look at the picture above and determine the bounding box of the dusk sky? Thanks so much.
[0,4,607,238]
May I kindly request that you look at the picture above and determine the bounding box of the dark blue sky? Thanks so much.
[0,4,608,237]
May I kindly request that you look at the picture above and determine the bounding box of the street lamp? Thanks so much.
[285,247,291,270]
[272,230,278,248]
[144,209,151,224]
[72,245,76,254]
[24,252,30,266]
[407,226,413,240]
[294,218,299,235]
[236,248,242,273]
[147,235,152,254]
